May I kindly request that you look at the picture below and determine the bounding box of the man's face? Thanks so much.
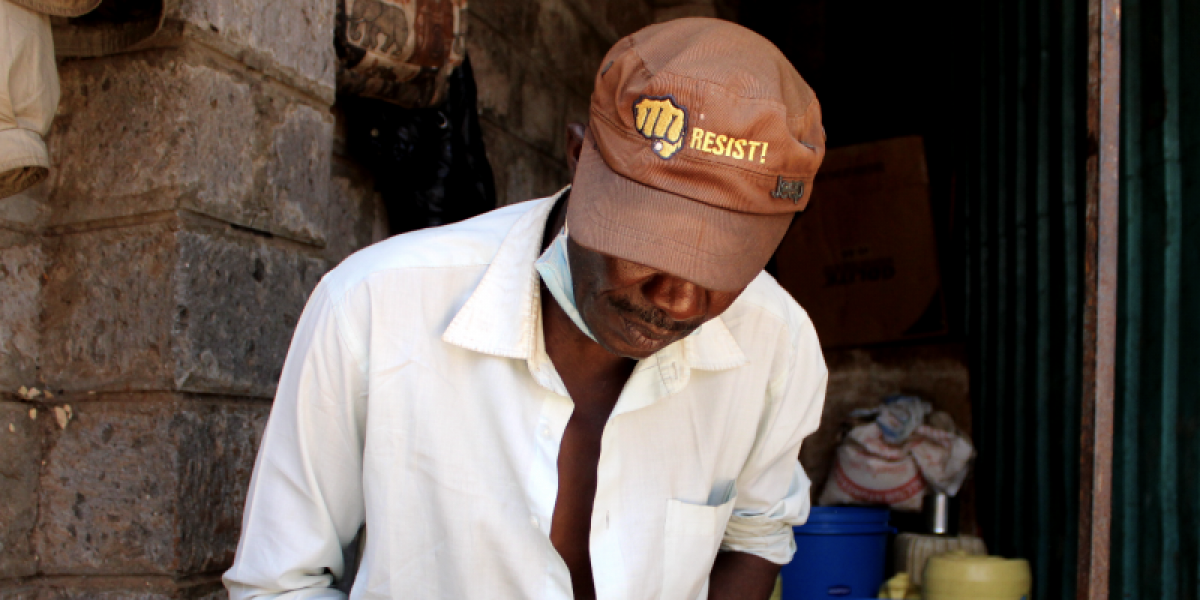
[567,237,746,359]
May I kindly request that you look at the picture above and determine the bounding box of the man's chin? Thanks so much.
[597,339,662,360]
[591,317,681,359]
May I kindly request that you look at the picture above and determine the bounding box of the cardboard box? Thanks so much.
[775,135,945,348]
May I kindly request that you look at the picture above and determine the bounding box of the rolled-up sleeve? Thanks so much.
[720,309,827,565]
[223,280,369,599]
[1,0,60,198]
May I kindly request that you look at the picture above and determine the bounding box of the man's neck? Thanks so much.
[541,190,570,253]
[539,191,635,406]
[541,283,635,397]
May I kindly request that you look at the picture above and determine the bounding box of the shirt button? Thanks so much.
[530,515,540,528]
[540,425,552,439]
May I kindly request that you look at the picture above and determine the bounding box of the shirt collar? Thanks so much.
[442,187,747,373]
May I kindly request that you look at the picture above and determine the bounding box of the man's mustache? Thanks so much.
[609,296,702,334]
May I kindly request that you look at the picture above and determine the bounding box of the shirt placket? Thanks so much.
[525,300,697,599]
[525,318,577,599]
[592,349,690,600]
[526,388,573,536]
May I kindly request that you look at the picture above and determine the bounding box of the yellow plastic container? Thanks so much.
[878,572,921,599]
[922,552,1031,600]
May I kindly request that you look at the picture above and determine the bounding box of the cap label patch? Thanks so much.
[633,96,688,159]
[689,127,770,164]
[771,176,805,204]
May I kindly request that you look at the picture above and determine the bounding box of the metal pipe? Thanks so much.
[1076,0,1120,597]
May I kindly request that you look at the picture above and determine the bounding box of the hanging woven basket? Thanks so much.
[49,0,175,58]
[335,0,468,108]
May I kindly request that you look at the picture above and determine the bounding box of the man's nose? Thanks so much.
[644,275,708,322]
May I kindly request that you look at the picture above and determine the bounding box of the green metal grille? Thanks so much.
[964,0,1198,596]
[1111,0,1199,596]
[964,0,1086,597]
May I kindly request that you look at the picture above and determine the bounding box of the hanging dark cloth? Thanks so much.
[340,53,497,235]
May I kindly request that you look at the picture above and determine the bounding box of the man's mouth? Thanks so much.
[619,314,679,352]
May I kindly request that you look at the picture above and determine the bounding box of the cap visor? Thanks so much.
[568,137,792,292]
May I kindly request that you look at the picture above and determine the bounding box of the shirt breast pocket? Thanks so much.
[661,493,738,600]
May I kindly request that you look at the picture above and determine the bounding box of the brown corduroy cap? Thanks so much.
[568,18,825,292]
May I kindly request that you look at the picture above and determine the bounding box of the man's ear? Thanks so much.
[566,122,587,178]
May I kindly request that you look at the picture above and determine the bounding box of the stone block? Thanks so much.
[0,401,42,579]
[518,66,567,157]
[36,400,268,576]
[0,233,44,391]
[653,2,719,23]
[326,158,386,267]
[480,122,569,207]
[603,0,654,37]
[173,226,326,396]
[533,0,611,98]
[0,586,39,600]
[29,578,226,599]
[467,17,521,129]
[563,89,590,137]
[469,0,540,45]
[49,56,255,230]
[169,0,336,95]
[0,180,51,233]
[254,102,335,246]
[40,222,178,393]
[174,405,269,575]
[40,220,326,397]
[557,0,655,41]
[49,53,334,247]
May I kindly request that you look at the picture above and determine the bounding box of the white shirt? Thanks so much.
[223,189,828,600]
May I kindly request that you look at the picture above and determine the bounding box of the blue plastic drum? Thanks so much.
[779,506,894,599]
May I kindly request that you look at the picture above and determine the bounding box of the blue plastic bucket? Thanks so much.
[779,506,894,599]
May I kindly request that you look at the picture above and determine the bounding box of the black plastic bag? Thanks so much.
[340,53,496,236]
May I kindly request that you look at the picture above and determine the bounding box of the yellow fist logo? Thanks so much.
[633,96,688,159]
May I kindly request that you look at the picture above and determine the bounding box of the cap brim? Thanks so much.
[568,135,792,292]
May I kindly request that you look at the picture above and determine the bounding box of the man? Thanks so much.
[225,17,826,600]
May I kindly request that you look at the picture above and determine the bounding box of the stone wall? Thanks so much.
[470,0,649,205]
[467,0,732,206]
[0,0,694,596]
[0,1,379,597]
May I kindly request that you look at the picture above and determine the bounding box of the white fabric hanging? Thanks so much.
[0,0,60,199]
